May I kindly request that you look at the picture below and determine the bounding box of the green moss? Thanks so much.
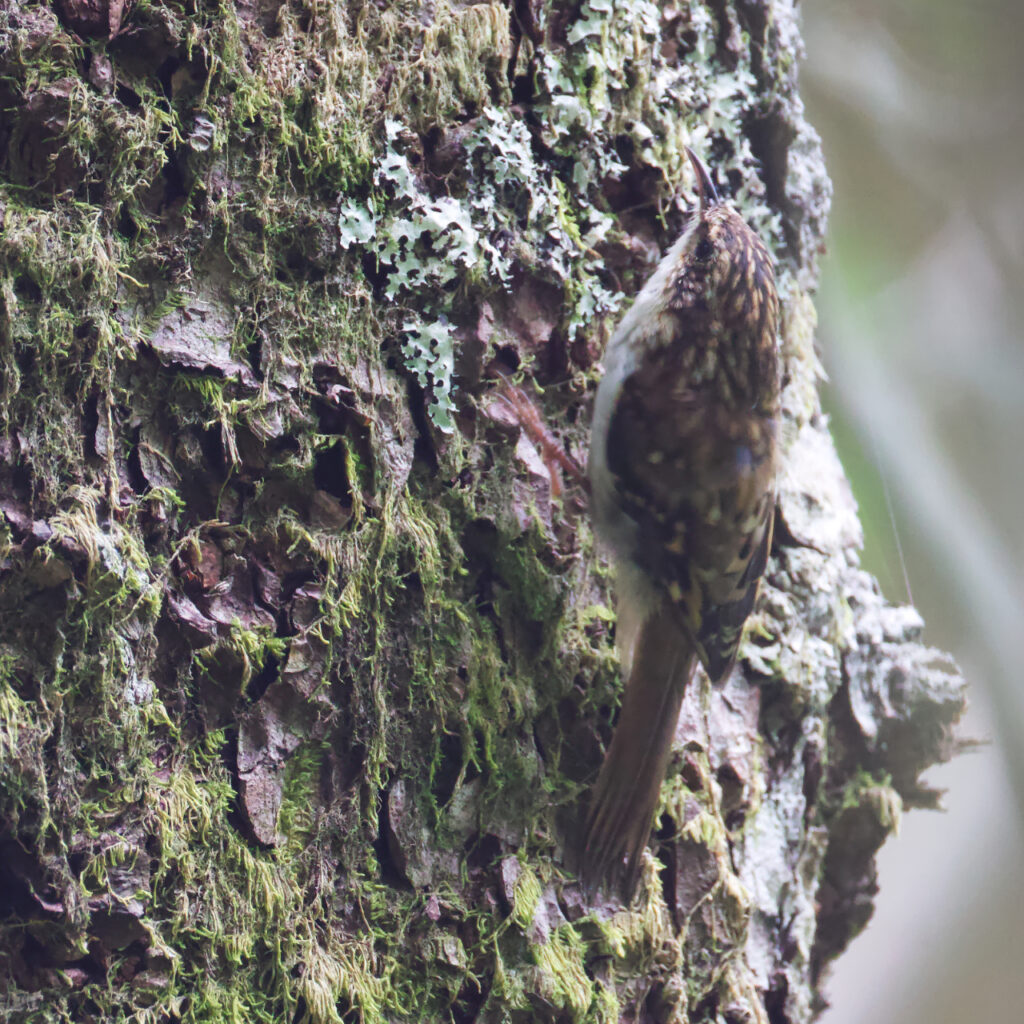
[838,772,903,830]
[532,925,593,1020]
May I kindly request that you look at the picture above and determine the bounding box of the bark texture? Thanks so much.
[0,2,964,1022]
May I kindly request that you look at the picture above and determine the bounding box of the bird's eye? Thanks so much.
[694,238,715,262]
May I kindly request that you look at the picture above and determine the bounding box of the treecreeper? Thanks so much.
[581,149,781,898]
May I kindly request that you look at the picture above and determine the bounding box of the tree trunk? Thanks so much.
[0,2,965,1022]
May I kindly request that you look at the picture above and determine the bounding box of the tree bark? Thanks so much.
[0,2,965,1022]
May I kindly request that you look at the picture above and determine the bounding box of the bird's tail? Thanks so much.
[579,603,695,899]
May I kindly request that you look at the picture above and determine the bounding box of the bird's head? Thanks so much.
[670,147,776,333]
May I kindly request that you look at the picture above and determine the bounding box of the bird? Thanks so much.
[580,147,780,898]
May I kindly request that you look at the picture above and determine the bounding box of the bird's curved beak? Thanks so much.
[685,147,719,212]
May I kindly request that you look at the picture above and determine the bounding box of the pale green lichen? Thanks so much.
[337,110,623,429]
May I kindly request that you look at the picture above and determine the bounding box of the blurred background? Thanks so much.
[800,0,1024,1021]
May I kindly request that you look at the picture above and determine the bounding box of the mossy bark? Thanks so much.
[0,2,964,1022]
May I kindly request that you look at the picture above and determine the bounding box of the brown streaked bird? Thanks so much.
[581,148,780,898]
